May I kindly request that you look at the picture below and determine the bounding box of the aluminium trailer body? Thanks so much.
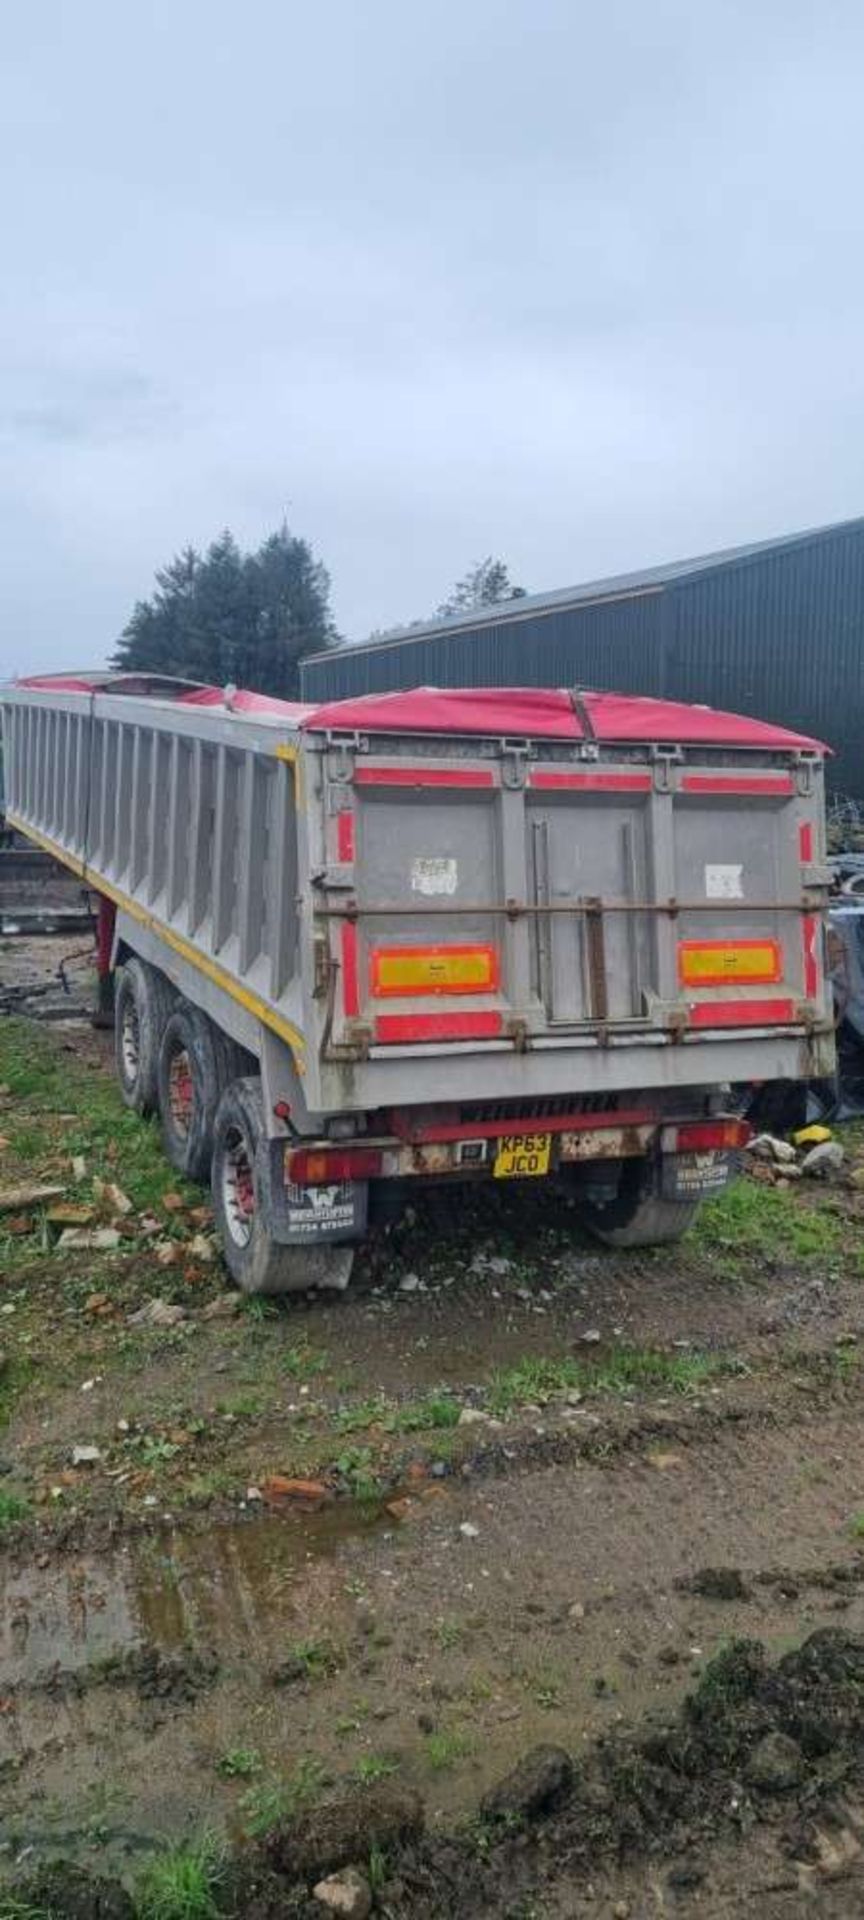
[0,674,835,1292]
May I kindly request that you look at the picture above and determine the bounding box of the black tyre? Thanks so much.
[157,1002,245,1181]
[114,958,175,1115]
[211,1077,354,1295]
[576,1160,700,1248]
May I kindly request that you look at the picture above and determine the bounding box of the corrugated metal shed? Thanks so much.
[301,516,864,792]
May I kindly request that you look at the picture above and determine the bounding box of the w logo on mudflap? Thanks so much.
[283,1174,366,1242]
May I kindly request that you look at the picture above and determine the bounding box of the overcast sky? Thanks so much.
[1,0,863,679]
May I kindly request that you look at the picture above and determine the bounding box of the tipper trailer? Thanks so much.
[0,674,834,1292]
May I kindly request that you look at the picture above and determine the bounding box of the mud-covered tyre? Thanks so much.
[211,1077,355,1295]
[114,958,175,1115]
[157,1003,245,1182]
[579,1192,700,1247]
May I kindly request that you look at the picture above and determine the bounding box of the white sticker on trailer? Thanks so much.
[705,863,743,899]
[411,856,458,896]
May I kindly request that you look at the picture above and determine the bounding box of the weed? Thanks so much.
[241,1295,279,1322]
[283,1638,343,1682]
[425,1729,472,1771]
[488,1346,720,1415]
[435,1617,464,1651]
[216,1392,265,1419]
[282,1342,328,1380]
[0,1899,52,1920]
[136,1834,225,1920]
[849,1513,864,1539]
[334,1446,384,1502]
[694,1179,844,1264]
[387,1394,460,1433]
[217,1747,262,1778]
[353,1754,400,1786]
[367,1844,388,1892]
[239,1758,328,1836]
[0,1492,30,1532]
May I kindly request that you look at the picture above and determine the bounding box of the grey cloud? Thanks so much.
[1,0,864,680]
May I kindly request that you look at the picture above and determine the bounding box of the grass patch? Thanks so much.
[333,1446,385,1502]
[849,1513,864,1539]
[281,1342,328,1381]
[488,1345,721,1415]
[135,1834,225,1920]
[239,1758,328,1836]
[334,1392,460,1437]
[0,1900,52,1920]
[424,1729,473,1772]
[0,1491,30,1532]
[216,1747,262,1779]
[693,1178,845,1264]
[353,1754,400,1786]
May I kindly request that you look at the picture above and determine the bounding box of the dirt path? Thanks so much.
[3,1004,864,1913]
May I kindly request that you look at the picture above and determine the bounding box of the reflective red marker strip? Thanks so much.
[529,770,652,792]
[341,924,359,1017]
[688,998,798,1028]
[354,767,495,788]
[375,1011,503,1044]
[681,774,794,796]
[799,824,818,998]
[337,810,355,862]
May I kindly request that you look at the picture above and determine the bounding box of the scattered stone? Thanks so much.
[579,1328,602,1345]
[187,1233,217,1262]
[398,1274,421,1293]
[71,1445,102,1468]
[482,1744,573,1821]
[85,1293,111,1314]
[459,1521,480,1539]
[57,1227,121,1251]
[800,1141,845,1179]
[750,1134,797,1164]
[246,1486,263,1503]
[745,1730,805,1793]
[457,1407,491,1426]
[46,1203,94,1228]
[127,1298,187,1328]
[261,1475,331,1509]
[201,1293,242,1319]
[312,1866,372,1917]
[568,1601,586,1624]
[0,1182,65,1213]
[71,1154,87,1180]
[688,1566,749,1601]
[92,1178,133,1216]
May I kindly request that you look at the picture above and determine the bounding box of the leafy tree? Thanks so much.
[435,557,526,618]
[112,524,338,698]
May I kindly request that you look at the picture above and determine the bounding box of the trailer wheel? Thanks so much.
[211,1077,354,1295]
[157,1003,244,1181]
[576,1161,700,1248]
[114,959,175,1114]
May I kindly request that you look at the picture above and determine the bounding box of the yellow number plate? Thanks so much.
[493,1132,552,1179]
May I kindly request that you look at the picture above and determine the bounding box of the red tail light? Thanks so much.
[287,1146,382,1185]
[662,1119,752,1153]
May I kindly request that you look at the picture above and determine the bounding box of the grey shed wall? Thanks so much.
[302,519,864,795]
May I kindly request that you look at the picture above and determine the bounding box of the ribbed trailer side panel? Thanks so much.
[1,695,301,1022]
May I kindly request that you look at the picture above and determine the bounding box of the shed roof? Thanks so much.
[305,513,864,665]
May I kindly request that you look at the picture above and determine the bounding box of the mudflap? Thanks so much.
[265,1140,368,1245]
[661,1149,737,1201]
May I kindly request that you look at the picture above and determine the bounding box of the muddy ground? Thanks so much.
[4,941,864,1913]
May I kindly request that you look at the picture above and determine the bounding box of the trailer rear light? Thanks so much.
[662,1119,752,1153]
[287,1146,383,1185]
[678,940,782,986]
[370,944,499,997]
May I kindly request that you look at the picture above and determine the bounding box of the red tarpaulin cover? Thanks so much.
[12,674,827,753]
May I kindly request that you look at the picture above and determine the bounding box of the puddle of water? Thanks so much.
[0,1504,384,1689]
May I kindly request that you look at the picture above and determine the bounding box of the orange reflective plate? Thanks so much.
[370,944,498,997]
[678,940,782,987]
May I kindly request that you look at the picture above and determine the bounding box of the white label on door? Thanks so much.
[411,856,458,896]
[705,863,743,899]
